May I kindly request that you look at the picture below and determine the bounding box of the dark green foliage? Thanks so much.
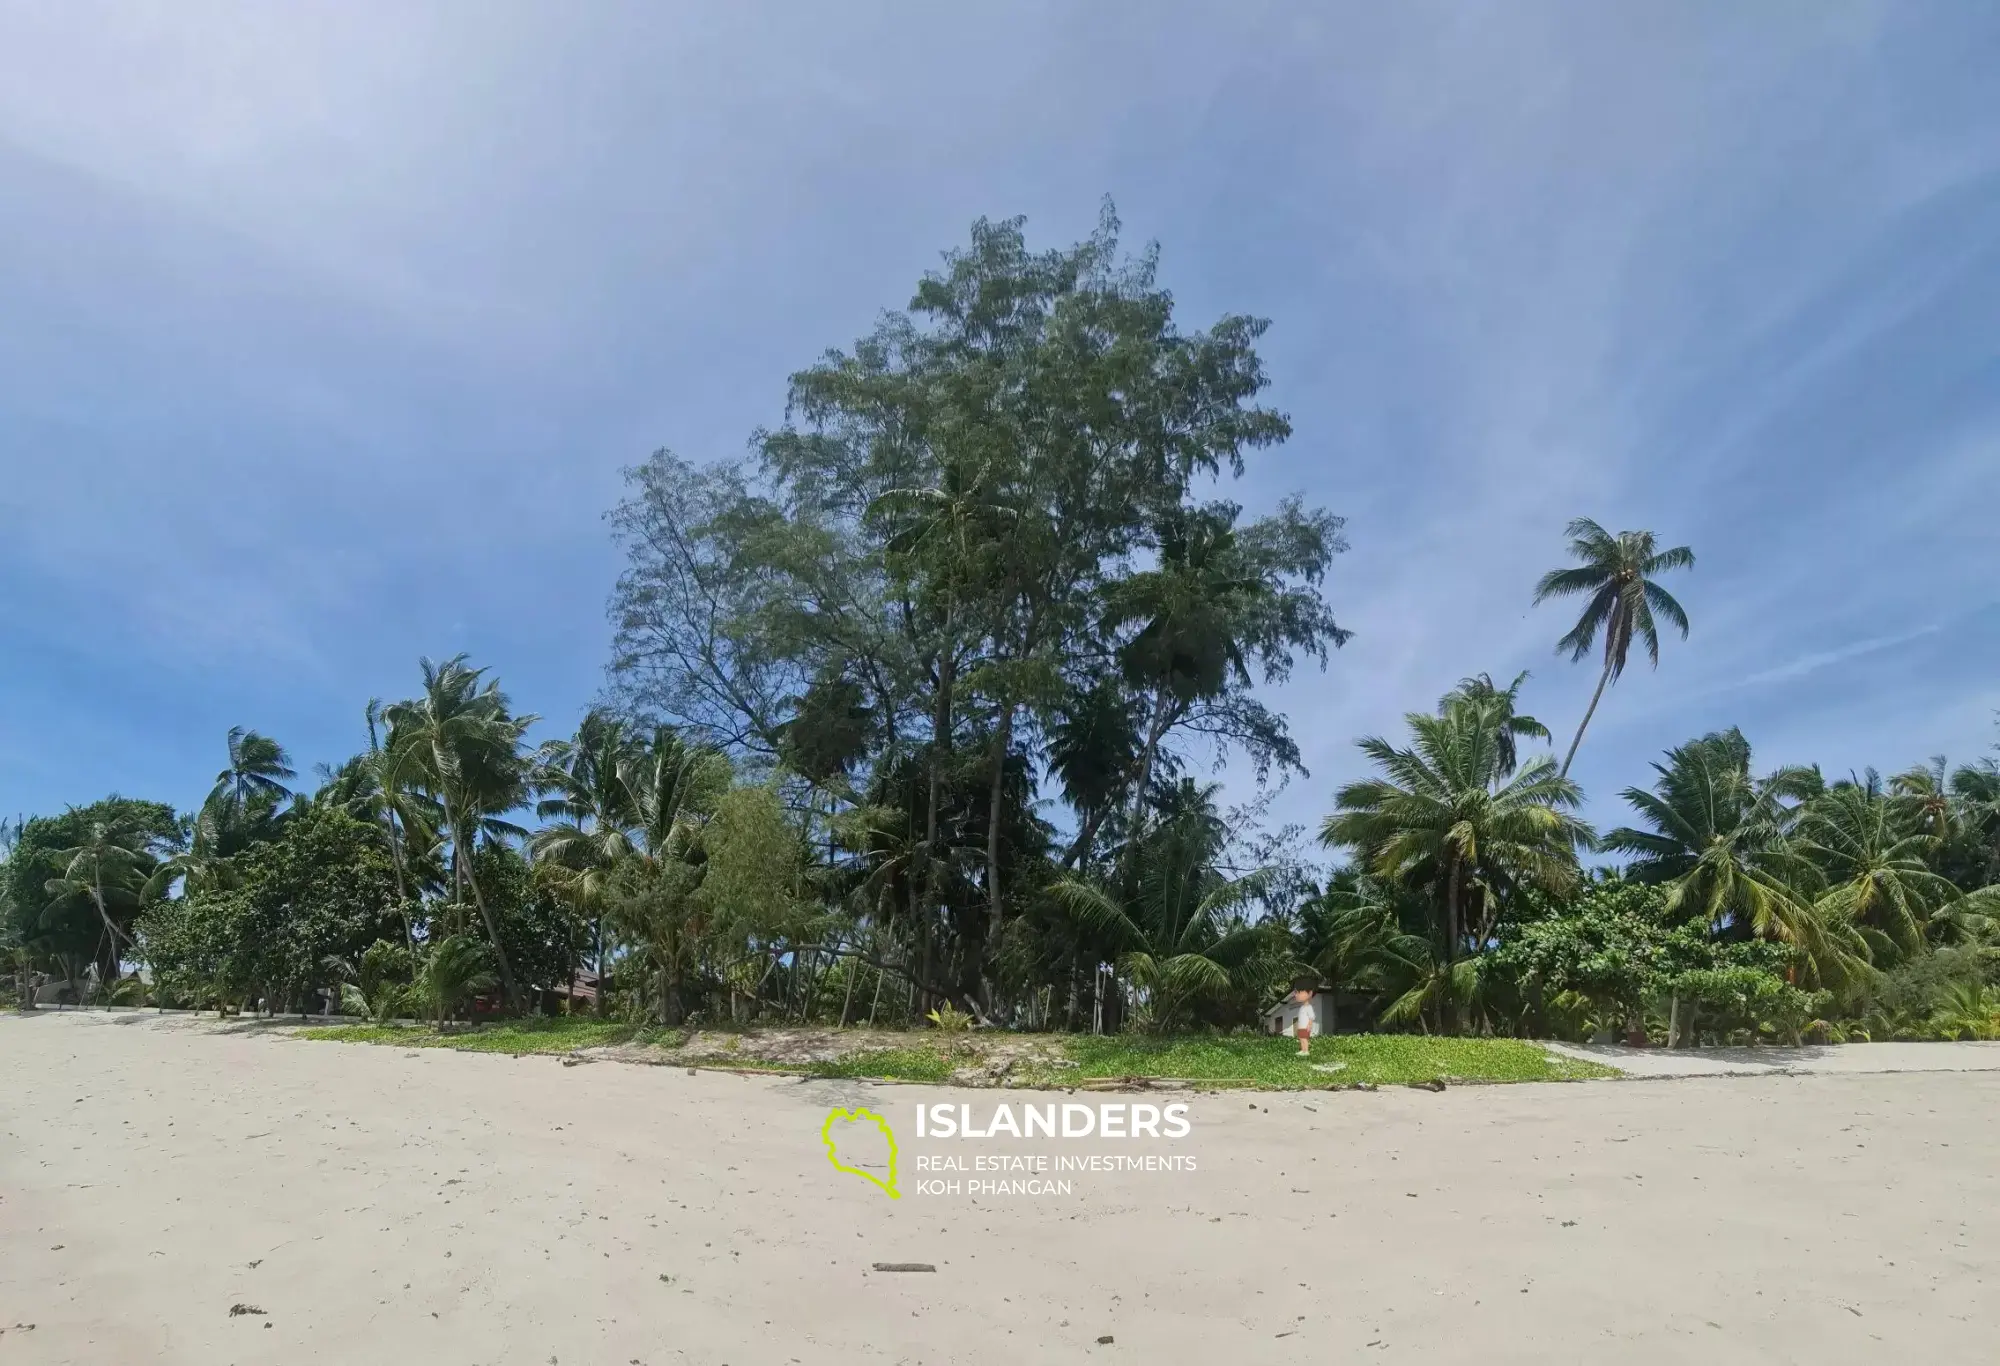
[473,844,588,998]
[4,797,179,980]
[136,804,402,1013]
[605,204,1349,1008]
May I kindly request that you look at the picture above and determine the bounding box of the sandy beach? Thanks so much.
[4,1010,1997,1365]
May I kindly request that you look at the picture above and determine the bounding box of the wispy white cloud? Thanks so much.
[1730,626,1943,690]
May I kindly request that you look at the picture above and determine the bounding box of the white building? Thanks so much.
[1262,991,1332,1037]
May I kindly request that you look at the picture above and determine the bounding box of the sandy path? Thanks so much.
[3,1011,1995,1365]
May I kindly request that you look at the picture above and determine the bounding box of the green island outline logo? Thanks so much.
[821,1106,901,1199]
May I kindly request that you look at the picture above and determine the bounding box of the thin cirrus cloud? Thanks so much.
[0,1,1996,844]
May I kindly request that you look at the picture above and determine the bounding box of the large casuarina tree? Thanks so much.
[1533,518,1694,777]
[604,202,1348,1008]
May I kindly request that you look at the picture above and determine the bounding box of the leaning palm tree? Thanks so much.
[384,656,538,1012]
[43,815,163,978]
[1048,796,1276,1032]
[1322,694,1592,974]
[1602,729,1864,985]
[1533,518,1695,776]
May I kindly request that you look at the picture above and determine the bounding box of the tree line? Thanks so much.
[5,205,1996,1044]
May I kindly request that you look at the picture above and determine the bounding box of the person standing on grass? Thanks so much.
[1293,985,1316,1056]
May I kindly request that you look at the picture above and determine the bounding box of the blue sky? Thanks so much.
[2,1,1996,845]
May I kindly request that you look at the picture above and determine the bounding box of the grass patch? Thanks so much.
[296,1018,1613,1088]
[298,1018,653,1054]
[1027,1034,1615,1088]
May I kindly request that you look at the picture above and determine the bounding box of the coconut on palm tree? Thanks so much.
[1533,518,1695,777]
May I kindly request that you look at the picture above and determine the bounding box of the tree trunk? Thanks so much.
[920,627,955,935]
[1560,654,1616,778]
[987,704,1013,945]
[1444,858,1463,1036]
[593,913,606,1016]
[1444,857,1462,965]
[839,941,858,1027]
[459,824,522,1014]
[1127,691,1174,838]
[385,808,416,955]
[661,965,684,1027]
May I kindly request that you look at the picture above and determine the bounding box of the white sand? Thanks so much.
[4,1010,1996,1365]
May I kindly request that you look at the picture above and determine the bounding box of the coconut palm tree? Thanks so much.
[418,934,498,1028]
[1322,693,1592,974]
[531,711,642,1006]
[42,814,163,980]
[600,725,731,1025]
[1800,775,1966,956]
[1889,757,1956,842]
[1949,757,2000,886]
[205,727,296,835]
[1601,729,1864,985]
[1048,791,1276,1032]
[1533,518,1695,777]
[384,656,537,1012]
[1441,672,1551,778]
[1298,871,1454,1032]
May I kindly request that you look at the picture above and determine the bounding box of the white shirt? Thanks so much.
[1295,998,1316,1027]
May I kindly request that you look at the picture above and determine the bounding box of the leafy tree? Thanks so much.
[137,803,404,1014]
[472,844,588,1006]
[1533,518,1695,776]
[605,204,1346,1007]
[1486,877,1677,1036]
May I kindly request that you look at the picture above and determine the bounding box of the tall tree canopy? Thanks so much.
[605,204,1348,1008]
